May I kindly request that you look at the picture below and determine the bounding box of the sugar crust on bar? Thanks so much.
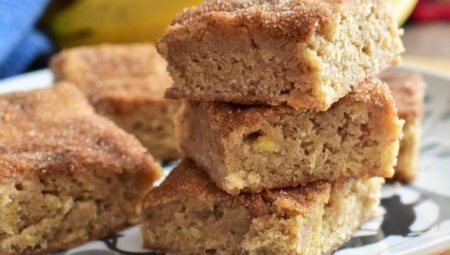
[0,84,161,255]
[158,0,403,110]
[381,71,426,183]
[141,160,383,255]
[178,77,402,194]
[51,44,180,160]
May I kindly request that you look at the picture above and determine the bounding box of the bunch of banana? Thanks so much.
[49,0,202,48]
[48,0,417,48]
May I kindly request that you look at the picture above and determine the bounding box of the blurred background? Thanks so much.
[0,0,449,79]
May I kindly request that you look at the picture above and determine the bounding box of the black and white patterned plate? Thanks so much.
[0,65,448,255]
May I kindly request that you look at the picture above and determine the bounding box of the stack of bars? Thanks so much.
[142,0,404,254]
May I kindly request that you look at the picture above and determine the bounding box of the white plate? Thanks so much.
[0,66,449,255]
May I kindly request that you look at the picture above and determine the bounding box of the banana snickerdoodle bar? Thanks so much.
[51,44,180,161]
[0,84,161,255]
[158,0,403,110]
[381,71,426,183]
[141,159,383,255]
[178,77,402,195]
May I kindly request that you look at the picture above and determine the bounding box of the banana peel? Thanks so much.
[50,0,202,48]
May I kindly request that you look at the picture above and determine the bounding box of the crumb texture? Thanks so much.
[392,119,421,183]
[0,170,149,255]
[179,79,402,194]
[141,161,383,254]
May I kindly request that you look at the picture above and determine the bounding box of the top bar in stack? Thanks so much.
[158,0,403,110]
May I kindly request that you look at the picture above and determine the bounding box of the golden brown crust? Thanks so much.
[89,77,178,115]
[144,159,330,218]
[51,44,168,83]
[0,83,161,183]
[169,0,342,40]
[380,71,426,120]
[192,77,396,136]
[50,44,173,106]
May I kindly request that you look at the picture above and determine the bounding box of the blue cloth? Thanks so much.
[0,0,52,78]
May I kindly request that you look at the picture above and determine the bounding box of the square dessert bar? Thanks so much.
[381,71,426,183]
[51,44,180,161]
[0,84,161,255]
[142,160,383,255]
[158,0,403,110]
[178,77,403,194]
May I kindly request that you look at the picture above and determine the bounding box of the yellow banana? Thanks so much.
[51,0,417,47]
[392,0,418,26]
[50,0,202,47]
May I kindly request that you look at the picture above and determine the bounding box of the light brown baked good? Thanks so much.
[158,0,403,110]
[380,71,426,183]
[141,159,383,255]
[50,44,180,161]
[178,77,402,194]
[0,84,161,255]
